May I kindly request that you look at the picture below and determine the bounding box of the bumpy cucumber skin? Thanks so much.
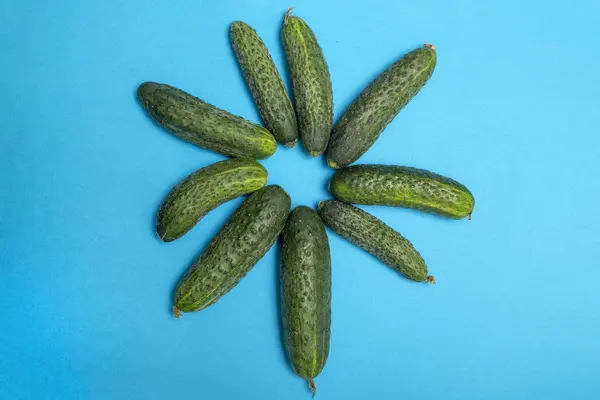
[282,13,333,156]
[156,159,268,242]
[230,21,298,147]
[137,82,276,159]
[174,185,291,313]
[326,45,437,168]
[318,200,430,282]
[281,206,331,388]
[330,165,475,219]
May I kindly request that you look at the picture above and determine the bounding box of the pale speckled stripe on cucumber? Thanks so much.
[327,45,437,168]
[230,21,298,147]
[282,9,333,156]
[156,159,268,242]
[330,164,475,219]
[137,82,276,159]
[318,200,433,283]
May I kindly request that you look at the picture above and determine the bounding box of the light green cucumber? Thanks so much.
[330,164,475,219]
[156,159,268,242]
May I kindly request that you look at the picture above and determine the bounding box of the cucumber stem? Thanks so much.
[317,201,327,212]
[327,159,339,169]
[284,7,294,23]
[468,213,472,220]
[173,306,182,318]
[426,276,436,284]
[308,379,316,396]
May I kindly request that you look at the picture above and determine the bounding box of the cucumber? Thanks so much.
[230,21,298,147]
[282,10,333,156]
[281,206,331,394]
[137,82,276,159]
[330,164,474,219]
[326,45,437,168]
[173,185,290,315]
[318,200,433,283]
[156,159,268,242]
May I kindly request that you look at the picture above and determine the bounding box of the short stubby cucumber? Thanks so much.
[173,185,291,315]
[281,206,331,395]
[282,10,333,156]
[137,82,276,159]
[156,159,268,242]
[326,45,437,168]
[230,21,298,147]
[330,164,475,219]
[318,200,433,283]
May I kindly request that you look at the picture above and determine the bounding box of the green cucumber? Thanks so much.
[282,10,333,156]
[281,206,331,394]
[230,21,298,147]
[173,185,290,315]
[156,159,268,242]
[137,82,276,159]
[326,45,437,168]
[330,164,474,219]
[318,200,433,283]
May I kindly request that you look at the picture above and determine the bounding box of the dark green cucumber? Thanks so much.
[230,21,298,147]
[137,82,276,159]
[281,206,331,394]
[282,10,333,156]
[173,185,290,315]
[156,159,268,242]
[318,200,433,283]
[330,164,475,219]
[326,45,437,168]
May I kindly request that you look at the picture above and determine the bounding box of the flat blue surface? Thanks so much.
[1,1,599,399]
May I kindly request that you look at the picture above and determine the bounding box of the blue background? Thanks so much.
[1,0,599,399]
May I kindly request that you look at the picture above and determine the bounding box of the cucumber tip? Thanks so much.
[308,379,316,396]
[284,139,297,148]
[426,276,436,284]
[424,43,436,51]
[173,306,182,318]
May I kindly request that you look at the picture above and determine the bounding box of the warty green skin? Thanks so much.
[281,206,331,393]
[330,164,475,219]
[282,12,333,156]
[156,159,268,242]
[230,21,298,147]
[318,200,432,283]
[174,185,291,314]
[137,82,276,159]
[326,45,437,168]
